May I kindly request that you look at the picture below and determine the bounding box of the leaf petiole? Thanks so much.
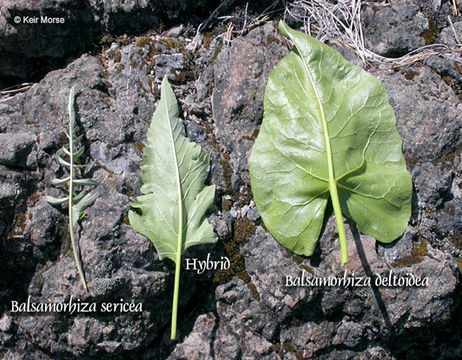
[329,181,348,265]
[171,250,182,340]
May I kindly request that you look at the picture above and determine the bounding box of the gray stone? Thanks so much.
[423,55,462,88]
[376,227,416,264]
[438,21,462,46]
[362,0,428,56]
[0,313,12,332]
[412,162,453,208]
[423,21,462,86]
[332,321,365,347]
[0,132,36,168]
[3,351,52,360]
[153,54,185,80]
[377,64,461,161]
[167,313,217,360]
[211,23,288,190]
[247,206,260,222]
[166,25,185,38]
[0,0,217,81]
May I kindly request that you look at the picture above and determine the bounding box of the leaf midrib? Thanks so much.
[299,53,335,183]
[297,44,348,264]
[165,105,184,264]
[292,59,372,185]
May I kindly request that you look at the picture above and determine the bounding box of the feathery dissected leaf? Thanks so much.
[249,22,412,265]
[129,76,217,340]
[46,86,99,291]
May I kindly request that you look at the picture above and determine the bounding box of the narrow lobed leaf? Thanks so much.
[50,177,70,186]
[74,134,84,144]
[45,86,99,292]
[72,178,98,186]
[45,195,69,205]
[73,146,84,159]
[72,190,99,227]
[58,153,72,167]
[62,146,71,157]
[73,190,88,203]
[73,163,90,169]
[128,76,217,340]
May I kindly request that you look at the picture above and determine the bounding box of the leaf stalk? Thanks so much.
[171,245,182,340]
[329,181,348,265]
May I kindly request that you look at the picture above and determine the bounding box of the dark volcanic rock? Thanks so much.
[0,0,97,81]
[0,0,217,82]
[211,23,287,190]
[0,13,461,360]
[362,0,428,57]
[0,132,36,169]
[212,24,287,151]
[376,64,461,162]
[423,21,462,89]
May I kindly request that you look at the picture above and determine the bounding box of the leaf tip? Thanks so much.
[127,209,136,224]
[161,74,169,85]
[278,20,291,38]
[69,85,76,98]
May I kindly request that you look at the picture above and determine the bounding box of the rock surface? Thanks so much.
[0,0,217,83]
[0,0,461,359]
[362,0,428,56]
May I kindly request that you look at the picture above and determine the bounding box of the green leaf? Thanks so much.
[129,76,217,340]
[73,146,85,159]
[62,145,71,157]
[73,189,88,203]
[249,22,412,264]
[72,190,99,227]
[50,176,70,186]
[73,163,90,169]
[45,195,69,205]
[73,178,98,186]
[74,134,84,143]
[58,153,72,167]
[45,86,99,291]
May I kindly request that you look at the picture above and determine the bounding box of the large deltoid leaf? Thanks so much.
[249,22,412,260]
